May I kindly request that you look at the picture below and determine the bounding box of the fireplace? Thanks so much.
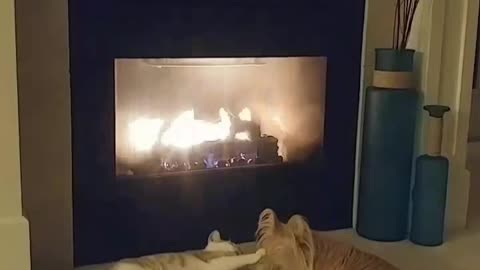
[115,57,325,177]
[70,1,366,267]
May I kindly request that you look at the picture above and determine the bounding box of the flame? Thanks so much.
[238,107,252,121]
[234,131,251,141]
[128,118,164,152]
[128,107,257,151]
[160,108,231,148]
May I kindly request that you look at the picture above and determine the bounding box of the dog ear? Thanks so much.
[256,208,281,246]
[287,215,315,270]
[208,230,222,242]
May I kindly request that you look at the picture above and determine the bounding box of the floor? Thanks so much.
[328,227,480,270]
[76,227,480,270]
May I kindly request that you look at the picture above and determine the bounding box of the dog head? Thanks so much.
[255,209,314,270]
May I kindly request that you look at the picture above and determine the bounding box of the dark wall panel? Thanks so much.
[69,0,365,266]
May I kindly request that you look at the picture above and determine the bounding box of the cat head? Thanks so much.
[256,209,314,270]
[204,230,241,254]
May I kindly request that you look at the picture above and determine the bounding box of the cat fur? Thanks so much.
[111,230,265,270]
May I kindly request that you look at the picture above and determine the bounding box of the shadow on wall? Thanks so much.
[469,89,480,142]
[467,140,480,227]
[467,89,480,225]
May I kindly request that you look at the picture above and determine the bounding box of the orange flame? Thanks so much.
[128,107,256,151]
[238,107,252,121]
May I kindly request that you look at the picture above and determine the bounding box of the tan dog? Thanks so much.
[255,209,399,270]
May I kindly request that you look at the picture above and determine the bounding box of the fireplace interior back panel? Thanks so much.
[70,1,366,266]
[115,57,326,177]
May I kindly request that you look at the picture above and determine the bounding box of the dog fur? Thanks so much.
[255,209,399,270]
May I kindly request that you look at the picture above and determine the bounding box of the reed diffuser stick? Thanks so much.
[392,0,421,49]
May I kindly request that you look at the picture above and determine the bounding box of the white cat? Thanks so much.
[110,230,266,270]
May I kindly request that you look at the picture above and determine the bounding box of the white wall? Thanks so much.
[401,0,477,231]
[436,0,478,231]
[15,0,73,269]
[0,0,31,269]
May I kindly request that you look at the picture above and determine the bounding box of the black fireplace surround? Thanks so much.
[70,1,366,266]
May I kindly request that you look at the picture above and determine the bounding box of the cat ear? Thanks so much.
[287,215,315,270]
[208,230,222,242]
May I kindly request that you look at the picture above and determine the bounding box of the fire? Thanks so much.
[128,118,164,152]
[160,108,231,148]
[234,131,251,141]
[238,107,252,121]
[128,107,256,151]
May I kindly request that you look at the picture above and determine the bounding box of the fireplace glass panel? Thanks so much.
[115,57,326,177]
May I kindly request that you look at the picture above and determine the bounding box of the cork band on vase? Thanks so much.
[373,70,414,89]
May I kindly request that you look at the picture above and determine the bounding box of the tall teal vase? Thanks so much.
[357,49,418,241]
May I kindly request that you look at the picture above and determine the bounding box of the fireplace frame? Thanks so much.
[70,1,366,266]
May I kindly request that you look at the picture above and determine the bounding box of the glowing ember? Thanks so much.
[234,131,251,141]
[128,118,164,152]
[238,108,252,121]
[160,108,232,148]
